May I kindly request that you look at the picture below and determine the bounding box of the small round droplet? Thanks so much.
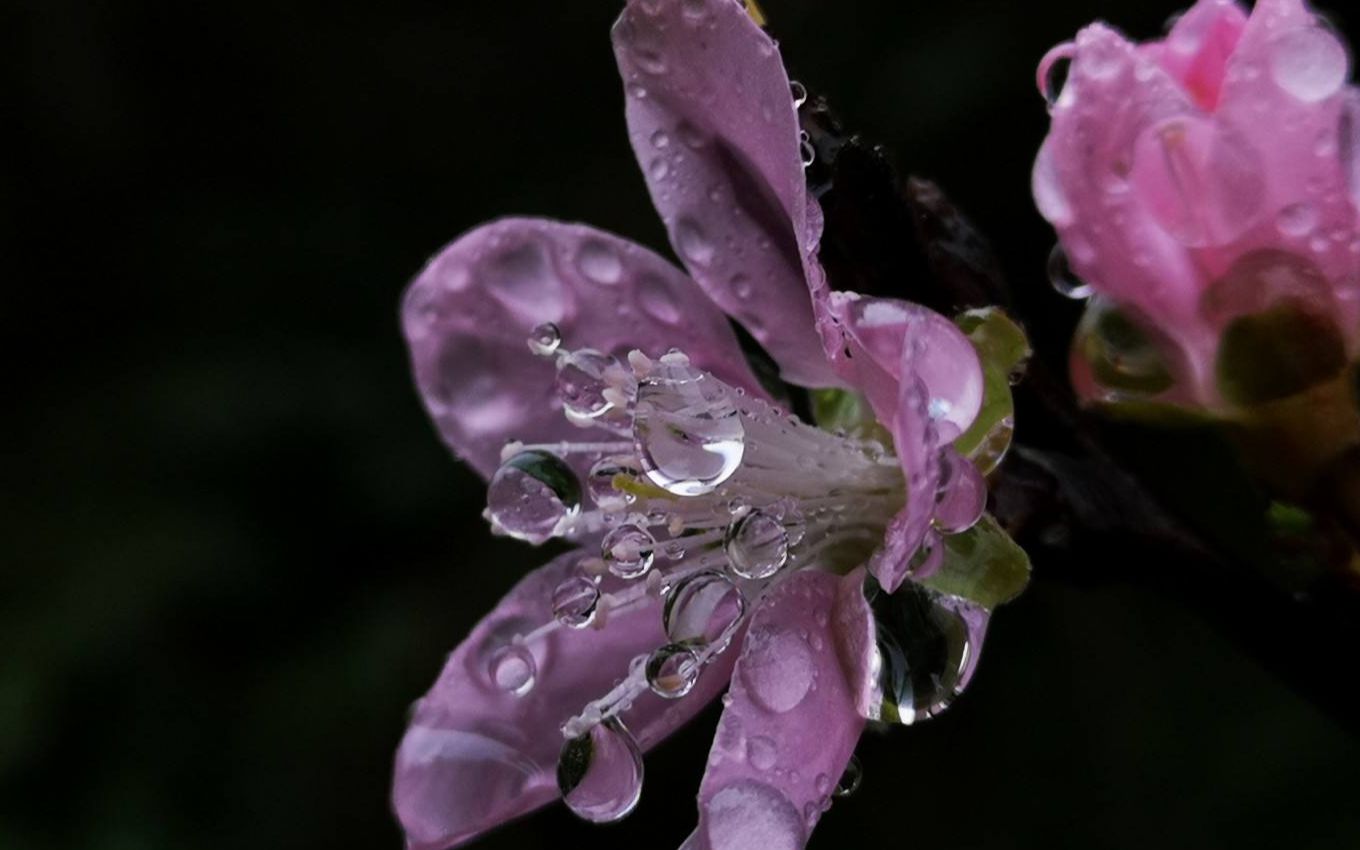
[486,450,581,544]
[790,80,808,108]
[725,510,789,580]
[663,570,747,647]
[487,643,536,696]
[645,643,701,699]
[730,272,753,300]
[634,359,746,496]
[833,756,862,798]
[1277,202,1319,238]
[799,132,815,168]
[576,240,624,285]
[674,218,715,266]
[650,129,671,149]
[1047,244,1093,299]
[553,575,601,629]
[557,719,645,823]
[740,626,814,715]
[588,454,641,511]
[526,322,562,357]
[1039,46,1073,107]
[746,735,777,770]
[556,349,621,427]
[933,451,986,535]
[602,524,656,579]
[1271,27,1348,104]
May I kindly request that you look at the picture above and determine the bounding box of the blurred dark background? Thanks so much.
[6,1,1359,848]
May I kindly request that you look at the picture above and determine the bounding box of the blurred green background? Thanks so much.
[5,1,1358,848]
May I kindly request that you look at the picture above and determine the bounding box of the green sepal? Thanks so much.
[810,388,894,445]
[919,515,1031,610]
[1216,301,1347,407]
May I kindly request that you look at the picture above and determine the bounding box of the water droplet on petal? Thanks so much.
[1047,244,1093,299]
[487,643,536,696]
[703,781,806,850]
[933,452,986,535]
[576,240,623,285]
[557,719,644,823]
[674,217,715,266]
[552,575,601,629]
[602,524,656,579]
[634,359,745,496]
[1277,202,1320,238]
[725,510,789,580]
[526,321,562,357]
[649,158,671,181]
[790,80,808,108]
[588,454,642,511]
[645,643,702,699]
[486,451,581,543]
[745,735,777,770]
[834,756,862,797]
[740,626,814,714]
[663,570,746,647]
[637,274,683,324]
[556,350,623,427]
[1271,27,1348,103]
[1032,140,1072,226]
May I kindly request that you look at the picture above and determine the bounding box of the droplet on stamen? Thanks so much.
[557,718,645,823]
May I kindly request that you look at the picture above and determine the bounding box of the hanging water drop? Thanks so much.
[557,719,645,823]
[526,322,562,357]
[486,450,581,543]
[552,575,602,629]
[1047,244,1093,299]
[663,570,746,647]
[602,523,657,579]
[725,510,790,580]
[633,357,746,496]
[833,756,862,798]
[645,643,702,699]
[933,452,986,535]
[556,349,624,427]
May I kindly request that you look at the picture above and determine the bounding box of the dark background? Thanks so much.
[6,1,1359,848]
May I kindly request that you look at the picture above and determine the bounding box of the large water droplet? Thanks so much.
[487,643,536,696]
[526,321,562,357]
[602,524,656,579]
[486,450,581,543]
[484,243,564,324]
[634,359,746,496]
[1277,202,1320,238]
[703,781,806,850]
[637,274,683,324]
[557,719,644,823]
[864,578,987,724]
[552,575,601,629]
[576,240,623,285]
[645,643,702,699]
[556,350,623,427]
[1032,140,1072,225]
[725,510,789,580]
[1047,244,1093,299]
[587,454,642,511]
[933,452,986,535]
[739,625,814,715]
[1270,27,1348,103]
[663,570,746,648]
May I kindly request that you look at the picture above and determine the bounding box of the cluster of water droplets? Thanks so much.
[480,323,904,823]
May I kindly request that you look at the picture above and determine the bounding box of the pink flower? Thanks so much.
[393,1,1011,848]
[1033,0,1360,408]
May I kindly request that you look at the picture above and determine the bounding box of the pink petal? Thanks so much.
[687,570,866,850]
[402,218,763,478]
[392,549,735,850]
[1147,0,1248,111]
[612,0,839,387]
[832,567,882,720]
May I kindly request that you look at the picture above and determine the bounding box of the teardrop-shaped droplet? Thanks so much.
[486,450,581,543]
[587,454,642,511]
[933,451,986,535]
[663,570,746,648]
[487,643,536,696]
[633,357,746,496]
[552,575,601,629]
[645,643,702,699]
[1047,244,1093,299]
[527,322,562,357]
[863,577,988,724]
[557,718,645,823]
[556,349,624,427]
[834,756,862,798]
[601,523,656,579]
[725,510,789,580]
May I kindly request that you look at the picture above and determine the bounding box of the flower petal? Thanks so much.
[1148,0,1248,111]
[612,0,839,387]
[392,549,735,850]
[402,218,763,478]
[687,570,866,850]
